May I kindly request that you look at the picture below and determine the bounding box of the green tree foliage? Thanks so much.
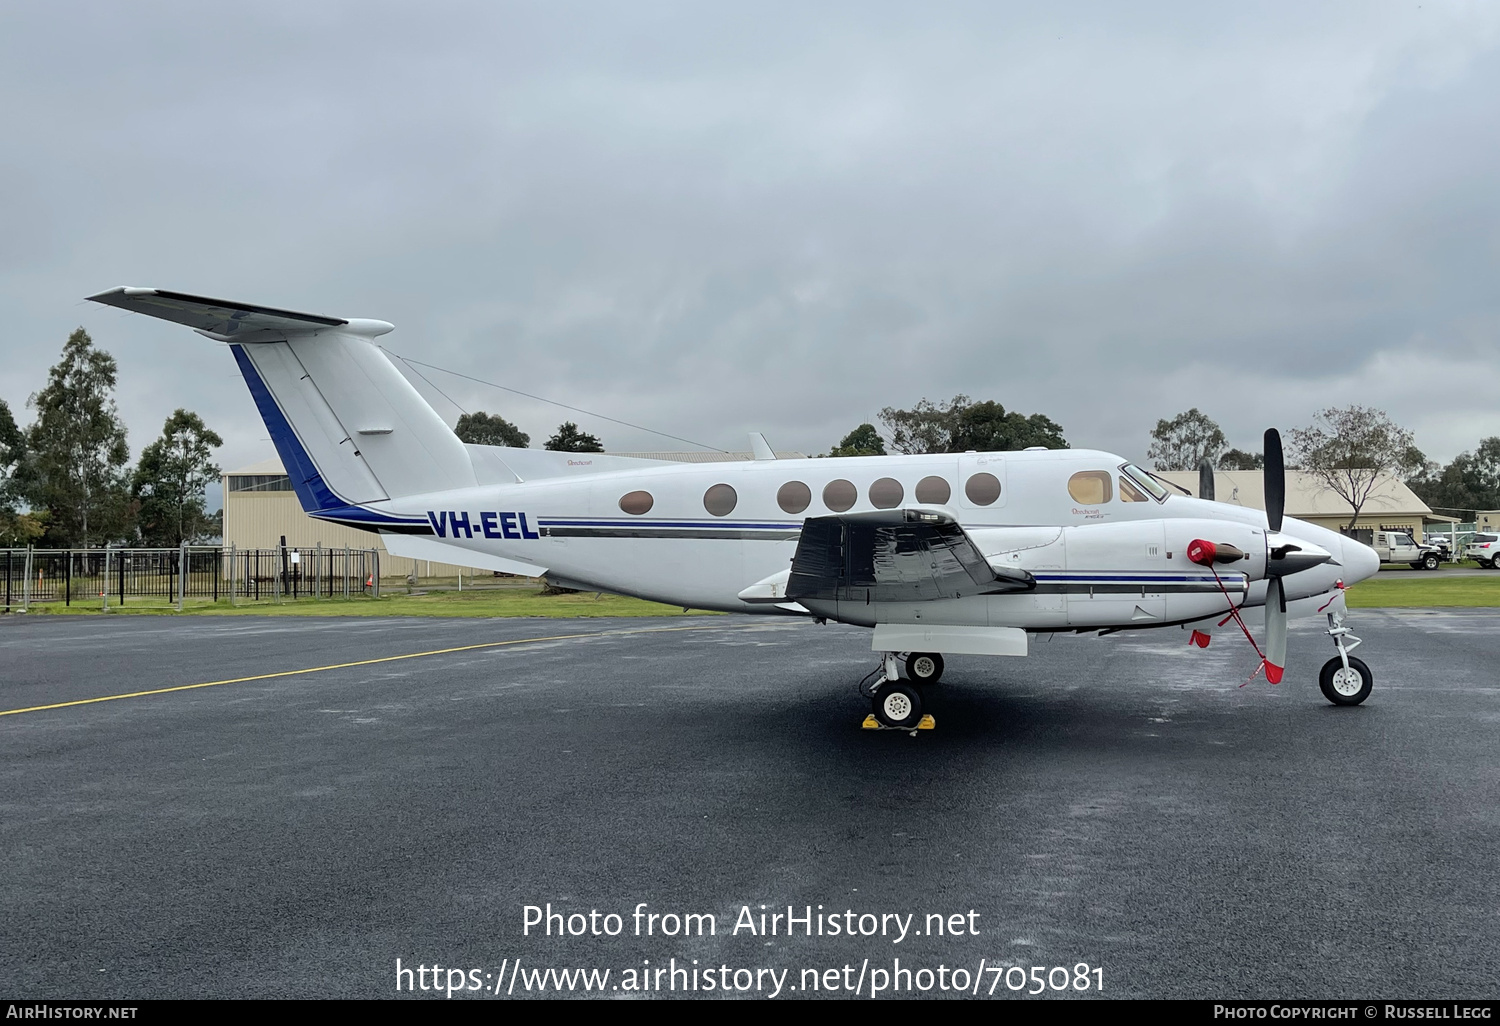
[455,411,530,448]
[0,397,45,545]
[1407,437,1500,515]
[132,409,224,546]
[1146,409,1228,471]
[17,328,133,547]
[1217,448,1264,470]
[877,395,1067,454]
[544,421,604,452]
[829,423,886,457]
[1288,406,1426,530]
[952,400,1067,452]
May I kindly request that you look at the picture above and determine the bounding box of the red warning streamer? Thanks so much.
[1188,539,1274,687]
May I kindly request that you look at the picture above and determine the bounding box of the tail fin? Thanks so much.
[88,288,476,522]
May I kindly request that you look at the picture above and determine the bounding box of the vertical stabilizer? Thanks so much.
[235,336,478,506]
[84,287,479,511]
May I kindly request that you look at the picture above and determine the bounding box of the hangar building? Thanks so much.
[1154,469,1457,542]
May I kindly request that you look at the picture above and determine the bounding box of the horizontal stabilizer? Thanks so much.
[86,286,392,341]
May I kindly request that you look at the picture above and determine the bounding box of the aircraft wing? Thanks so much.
[86,286,384,340]
[785,509,1033,603]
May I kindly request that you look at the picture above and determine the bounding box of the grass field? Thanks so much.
[1344,575,1500,608]
[12,586,722,618]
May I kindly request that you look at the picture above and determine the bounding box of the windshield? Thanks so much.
[1120,463,1169,502]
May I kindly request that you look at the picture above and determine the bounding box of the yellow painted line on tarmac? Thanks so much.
[0,623,743,719]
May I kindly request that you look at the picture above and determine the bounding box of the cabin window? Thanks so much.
[823,479,857,512]
[1068,471,1113,505]
[618,490,654,515]
[777,481,811,514]
[703,483,738,517]
[964,472,1002,506]
[915,476,951,504]
[869,477,904,509]
[1118,476,1148,502]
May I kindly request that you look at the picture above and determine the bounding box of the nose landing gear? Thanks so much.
[1320,605,1372,706]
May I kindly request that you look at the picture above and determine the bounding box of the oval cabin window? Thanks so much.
[869,477,904,509]
[822,479,857,512]
[618,490,654,515]
[1067,471,1113,505]
[915,475,951,504]
[964,472,1002,506]
[777,481,811,514]
[703,483,738,517]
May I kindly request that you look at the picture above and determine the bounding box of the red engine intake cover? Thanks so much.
[1187,539,1218,566]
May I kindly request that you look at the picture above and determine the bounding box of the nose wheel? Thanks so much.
[1319,656,1372,706]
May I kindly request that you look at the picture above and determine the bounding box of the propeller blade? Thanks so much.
[1263,428,1285,534]
[1263,577,1287,684]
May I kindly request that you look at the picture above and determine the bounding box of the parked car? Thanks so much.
[1464,534,1500,568]
[1372,530,1442,570]
[1423,535,1454,560]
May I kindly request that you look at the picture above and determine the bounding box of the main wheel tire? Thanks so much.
[906,652,945,685]
[1422,553,1440,571]
[871,681,923,728]
[1319,656,1373,706]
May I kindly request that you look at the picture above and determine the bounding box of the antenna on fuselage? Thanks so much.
[749,432,776,460]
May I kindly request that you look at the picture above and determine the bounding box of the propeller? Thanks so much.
[1263,576,1287,684]
[1264,428,1284,533]
[1262,428,1287,682]
[1190,428,1331,685]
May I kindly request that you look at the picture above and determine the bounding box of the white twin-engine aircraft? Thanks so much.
[90,287,1382,728]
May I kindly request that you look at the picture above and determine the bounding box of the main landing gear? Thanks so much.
[1320,605,1372,706]
[863,652,944,732]
[906,652,945,685]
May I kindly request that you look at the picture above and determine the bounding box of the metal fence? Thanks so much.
[1,546,381,612]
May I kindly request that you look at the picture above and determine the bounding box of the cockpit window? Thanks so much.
[1119,475,1148,502]
[1120,463,1169,502]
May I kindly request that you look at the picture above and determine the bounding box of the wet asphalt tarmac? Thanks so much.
[1,609,1496,1000]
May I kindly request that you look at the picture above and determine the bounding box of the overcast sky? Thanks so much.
[3,1,1499,479]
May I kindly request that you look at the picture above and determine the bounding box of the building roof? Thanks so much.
[224,457,288,476]
[1153,469,1439,521]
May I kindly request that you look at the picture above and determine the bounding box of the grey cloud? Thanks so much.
[2,1,1498,473]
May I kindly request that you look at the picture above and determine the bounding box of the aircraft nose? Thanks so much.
[1341,536,1380,584]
